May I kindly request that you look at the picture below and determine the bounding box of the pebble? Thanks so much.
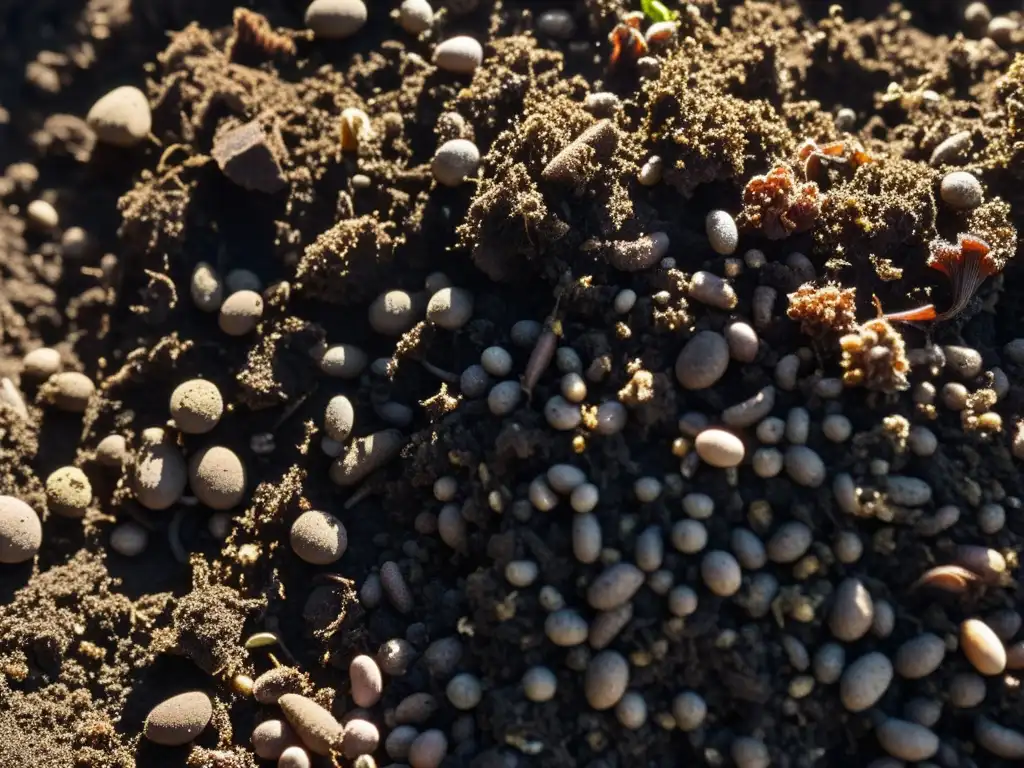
[725,321,759,363]
[979,503,1006,534]
[460,365,489,398]
[774,353,800,390]
[584,650,629,710]
[813,643,846,684]
[424,636,463,678]
[409,729,448,768]
[961,618,1006,675]
[109,521,148,557]
[615,691,647,729]
[329,430,403,486]
[480,346,513,377]
[253,667,304,704]
[671,519,707,554]
[522,666,557,701]
[385,725,418,760]
[637,156,662,186]
[547,463,587,493]
[369,290,418,336]
[694,428,744,468]
[705,210,739,255]
[252,719,299,760]
[446,672,483,710]
[512,320,543,347]
[190,263,223,311]
[305,0,367,39]
[930,130,972,166]
[395,692,438,724]
[595,401,628,435]
[876,718,939,762]
[487,381,522,416]
[839,652,893,712]
[189,446,246,510]
[290,510,347,565]
[169,379,223,434]
[433,36,484,75]
[830,577,874,642]
[784,445,826,487]
[143,691,213,746]
[398,0,434,34]
[722,386,775,428]
[279,693,344,756]
[545,608,589,646]
[976,716,1024,759]
[225,268,261,294]
[317,344,368,379]
[572,514,602,563]
[426,286,474,329]
[731,528,766,569]
[324,395,355,442]
[688,270,737,309]
[133,430,187,510]
[587,563,644,610]
[22,347,62,380]
[885,476,932,506]
[939,170,983,209]
[752,447,783,478]
[537,9,575,38]
[45,466,91,518]
[341,718,379,758]
[278,746,312,768]
[672,691,707,731]
[46,371,95,413]
[683,492,714,519]
[949,672,986,708]
[668,585,698,617]
[0,496,42,564]
[0,380,28,422]
[505,560,538,587]
[218,290,264,335]
[675,331,729,390]
[731,737,770,768]
[822,414,852,442]
[907,425,937,456]
[894,633,945,679]
[86,85,152,147]
[700,550,742,596]
[766,521,812,563]
[432,139,480,187]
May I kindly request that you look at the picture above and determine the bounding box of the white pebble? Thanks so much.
[522,666,557,701]
[706,210,739,255]
[529,476,558,511]
[547,464,587,493]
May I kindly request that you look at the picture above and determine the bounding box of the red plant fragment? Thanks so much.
[797,138,872,181]
[738,165,822,239]
[608,23,648,67]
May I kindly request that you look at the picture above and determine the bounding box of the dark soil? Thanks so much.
[3,0,1024,766]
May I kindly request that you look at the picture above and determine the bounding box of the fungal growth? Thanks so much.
[737,165,822,239]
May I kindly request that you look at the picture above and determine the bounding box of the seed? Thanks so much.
[595,401,628,434]
[584,650,629,710]
[0,496,42,564]
[539,585,564,610]
[976,716,1024,759]
[948,672,986,708]
[731,737,770,768]
[110,521,148,557]
[45,371,95,413]
[587,562,644,610]
[397,0,433,34]
[330,430,403,486]
[408,729,448,768]
[671,519,707,554]
[940,170,983,209]
[218,290,263,336]
[522,666,557,701]
[694,429,744,468]
[572,513,602,564]
[784,445,826,487]
[894,633,945,679]
[705,210,739,255]
[431,138,481,187]
[701,550,742,597]
[688,270,738,309]
[830,577,874,642]
[304,0,367,39]
[338,107,371,153]
[675,331,730,390]
[341,718,379,758]
[876,718,939,762]
[839,652,893,712]
[0,378,27,421]
[426,286,474,329]
[86,85,152,147]
[45,466,91,518]
[133,430,187,511]
[446,672,482,710]
[986,609,1022,641]
[278,745,311,768]
[432,476,457,502]
[961,618,1006,675]
[252,719,299,760]
[395,692,437,724]
[545,608,589,646]
[988,15,1019,45]
[253,667,304,704]
[475,348,511,379]
[288,510,347,565]
[188,446,246,510]
[380,561,413,614]
[143,691,213,746]
[505,560,539,587]
[433,35,483,74]
[169,379,223,435]
[766,521,812,563]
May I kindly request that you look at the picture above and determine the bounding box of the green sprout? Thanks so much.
[641,0,678,23]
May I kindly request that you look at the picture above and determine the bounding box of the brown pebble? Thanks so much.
[22,347,62,380]
[584,650,629,710]
[143,691,213,746]
[169,379,224,434]
[961,618,1006,675]
[253,667,306,705]
[894,633,945,679]
[876,718,938,762]
[218,290,264,336]
[342,718,379,757]
[675,331,729,390]
[829,577,874,642]
[329,430,404,486]
[0,495,43,564]
[133,430,188,511]
[409,729,448,768]
[586,562,644,610]
[188,445,247,510]
[349,655,383,707]
[252,719,299,760]
[45,371,95,413]
[290,510,347,565]
[211,119,286,194]
[95,434,127,468]
[278,693,344,756]
[839,652,893,712]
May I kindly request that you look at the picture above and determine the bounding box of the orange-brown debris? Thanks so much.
[838,317,910,393]
[229,8,297,59]
[787,282,858,340]
[737,165,822,239]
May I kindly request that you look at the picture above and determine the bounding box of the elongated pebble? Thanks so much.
[876,718,938,762]
[602,232,670,272]
[398,0,433,34]
[380,561,413,613]
[976,716,1024,759]
[589,603,633,650]
[587,563,644,610]
[885,476,932,506]
[895,633,945,679]
[784,445,825,487]
[961,618,1006,675]
[133,431,187,511]
[584,650,629,710]
[329,430,404,486]
[675,331,729,390]
[189,446,246,510]
[547,464,587,493]
[409,729,448,768]
[278,746,311,768]
[143,691,212,746]
[341,718,379,757]
[252,719,299,760]
[701,550,742,596]
[396,693,438,724]
[830,577,873,642]
[688,270,737,309]
[305,0,367,39]
[766,521,812,563]
[279,693,344,756]
[572,513,601,563]
[706,210,739,255]
[840,652,893,712]
[695,429,744,468]
[545,608,589,646]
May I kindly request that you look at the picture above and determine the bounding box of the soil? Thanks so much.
[3,0,1024,766]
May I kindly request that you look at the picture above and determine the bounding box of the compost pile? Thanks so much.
[4,0,1024,766]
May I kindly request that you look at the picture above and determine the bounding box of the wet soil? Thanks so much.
[4,0,1024,766]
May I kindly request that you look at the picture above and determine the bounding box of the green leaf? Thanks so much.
[640,0,678,23]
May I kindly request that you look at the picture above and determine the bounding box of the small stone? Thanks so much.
[426,286,474,329]
[290,510,347,565]
[706,210,739,255]
[675,331,729,390]
[694,429,745,468]
[133,429,187,510]
[895,633,946,679]
[45,371,95,413]
[188,446,246,510]
[961,618,1006,676]
[0,496,42,564]
[86,85,151,147]
[587,563,644,610]
[409,729,448,768]
[218,290,264,335]
[369,290,418,336]
[279,693,344,756]
[584,650,629,710]
[784,446,826,487]
[398,0,433,34]
[876,718,938,762]
[305,0,367,39]
[940,170,983,210]
[433,36,484,75]
[700,550,742,596]
[143,691,213,746]
[278,746,312,768]
[341,718,379,758]
[169,379,223,434]
[317,344,368,379]
[432,138,481,187]
[840,652,893,712]
[330,430,404,486]
[95,434,127,468]
[110,521,148,557]
[211,119,286,194]
[446,672,483,710]
[930,131,972,166]
[252,719,299,760]
[45,466,92,518]
[537,9,575,38]
[22,347,62,379]
[943,344,984,379]
[830,577,874,642]
[350,655,384,707]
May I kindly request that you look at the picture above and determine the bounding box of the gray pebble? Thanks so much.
[305,0,367,39]
[537,9,575,39]
[705,210,739,255]
[460,364,490,398]
[675,331,729,390]
[487,381,522,416]
[397,0,433,34]
[433,36,483,75]
[940,170,983,209]
[432,139,480,186]
[426,287,474,329]
[930,131,972,166]
[369,290,419,336]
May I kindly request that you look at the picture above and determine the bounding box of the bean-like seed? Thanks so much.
[751,447,783,478]
[774,353,800,390]
[505,560,539,587]
[781,635,810,671]
[433,36,484,74]
[756,416,785,444]
[940,170,983,209]
[480,346,513,376]
[978,503,1006,534]
[378,638,417,677]
[385,725,418,760]
[813,643,845,684]
[785,407,810,444]
[894,633,945,679]
[615,691,647,729]
[635,526,663,571]
[595,401,628,435]
[437,503,467,551]
[290,510,347,565]
[668,585,698,617]
[423,636,463,678]
[822,414,852,442]
[731,737,770,768]
[725,321,759,363]
[395,693,438,724]
[278,693,343,756]
[143,691,213,746]
[744,572,779,618]
[961,618,1006,675]
[903,697,942,728]
[570,483,598,513]
[252,719,299,760]
[487,380,522,416]
[682,492,714,519]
